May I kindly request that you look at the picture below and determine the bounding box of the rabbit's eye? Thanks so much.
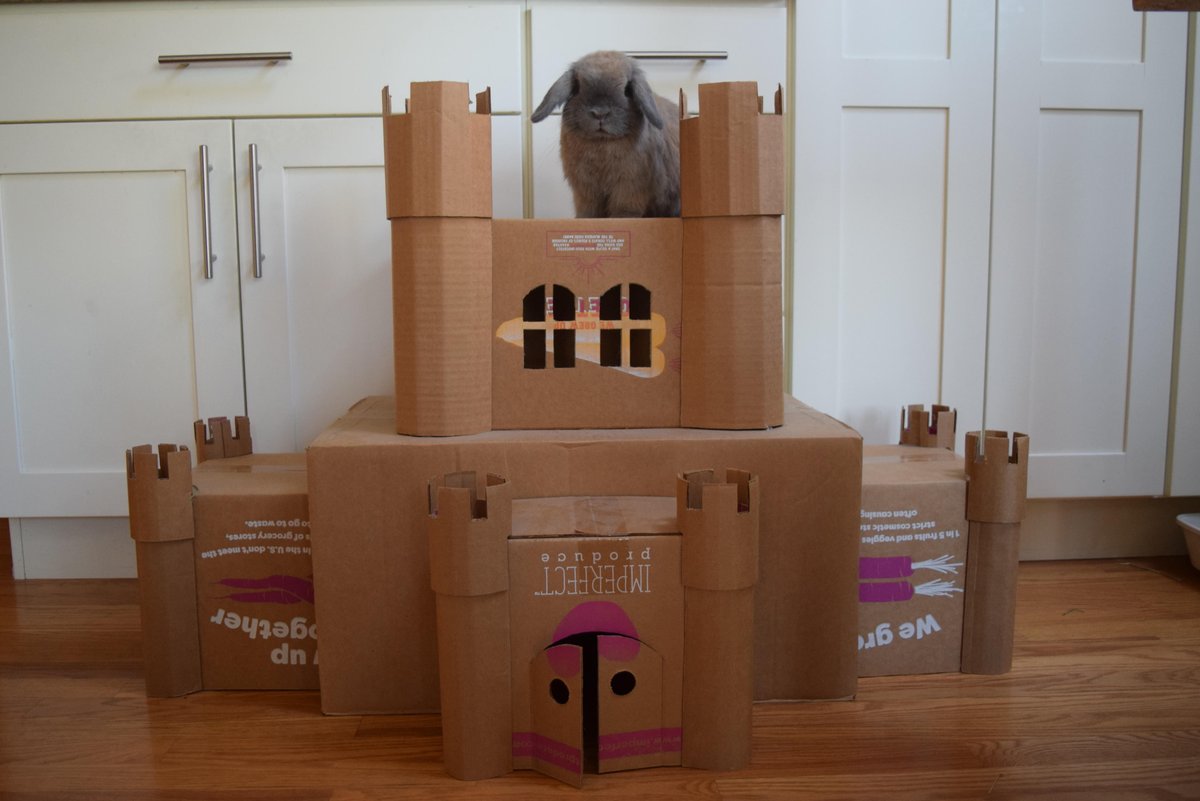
[624,81,634,98]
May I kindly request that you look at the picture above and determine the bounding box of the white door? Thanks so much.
[233,118,393,452]
[0,121,243,517]
[791,0,996,451]
[233,115,525,452]
[987,1,1186,497]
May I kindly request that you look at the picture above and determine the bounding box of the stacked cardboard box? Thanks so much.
[126,417,316,696]
[858,405,1030,677]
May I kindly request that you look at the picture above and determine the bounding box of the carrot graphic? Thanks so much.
[859,554,962,579]
[217,575,314,605]
[859,578,963,603]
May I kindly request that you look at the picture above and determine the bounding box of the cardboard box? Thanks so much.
[307,394,861,715]
[858,445,967,677]
[492,219,682,429]
[126,418,318,696]
[382,80,785,434]
[425,469,758,785]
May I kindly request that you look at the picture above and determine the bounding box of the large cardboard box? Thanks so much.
[858,445,967,677]
[126,420,317,696]
[307,394,862,715]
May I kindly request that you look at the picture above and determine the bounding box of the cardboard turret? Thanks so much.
[899,403,956,450]
[961,430,1030,675]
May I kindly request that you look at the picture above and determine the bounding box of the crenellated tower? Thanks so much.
[125,443,200,697]
[383,82,494,436]
[676,467,759,770]
[426,471,513,779]
[679,83,785,429]
[899,403,956,450]
[193,415,252,462]
[960,430,1030,674]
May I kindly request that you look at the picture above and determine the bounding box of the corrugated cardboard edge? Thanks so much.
[427,472,513,780]
[678,469,758,771]
[961,431,1030,675]
[125,444,201,697]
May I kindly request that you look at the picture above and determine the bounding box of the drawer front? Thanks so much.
[528,1,787,217]
[0,1,523,122]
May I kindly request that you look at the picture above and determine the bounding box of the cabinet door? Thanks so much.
[791,1,995,450]
[0,121,243,517]
[234,116,524,452]
[528,0,787,217]
[987,1,1186,497]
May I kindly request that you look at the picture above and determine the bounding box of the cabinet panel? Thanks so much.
[791,0,995,450]
[0,121,243,517]
[0,1,523,122]
[987,0,1185,497]
[235,115,523,452]
[529,0,787,218]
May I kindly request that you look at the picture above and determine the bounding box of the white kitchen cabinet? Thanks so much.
[232,115,523,453]
[0,1,524,121]
[0,121,244,518]
[527,0,788,217]
[791,0,996,452]
[987,0,1186,497]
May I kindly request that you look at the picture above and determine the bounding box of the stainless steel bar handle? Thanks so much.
[625,51,729,61]
[159,52,292,66]
[249,144,264,279]
[199,144,215,280]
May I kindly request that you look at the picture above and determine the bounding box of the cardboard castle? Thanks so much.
[123,77,1029,786]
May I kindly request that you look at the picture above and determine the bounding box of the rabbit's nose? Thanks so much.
[590,108,609,121]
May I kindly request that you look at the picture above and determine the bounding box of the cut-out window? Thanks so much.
[519,282,654,371]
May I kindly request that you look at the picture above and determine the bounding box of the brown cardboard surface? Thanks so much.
[382,82,491,219]
[134,539,203,697]
[960,521,1021,675]
[899,404,956,450]
[491,219,682,430]
[680,216,783,429]
[858,445,967,677]
[392,217,493,436]
[191,454,317,690]
[307,394,861,714]
[679,82,785,218]
[965,431,1030,524]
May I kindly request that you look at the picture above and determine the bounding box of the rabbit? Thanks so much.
[532,50,680,218]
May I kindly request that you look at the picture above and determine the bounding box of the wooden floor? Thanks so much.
[1,558,1198,800]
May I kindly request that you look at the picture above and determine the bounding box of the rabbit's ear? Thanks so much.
[532,70,576,122]
[627,71,663,130]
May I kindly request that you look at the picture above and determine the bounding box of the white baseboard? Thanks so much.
[10,517,137,579]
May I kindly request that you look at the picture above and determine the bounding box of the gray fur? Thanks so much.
[532,51,680,218]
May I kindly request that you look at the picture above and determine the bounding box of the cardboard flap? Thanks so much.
[475,86,493,115]
[677,469,759,590]
[427,472,511,596]
[529,644,584,787]
[194,416,252,463]
[965,432,1030,524]
[126,444,194,543]
[597,636,674,772]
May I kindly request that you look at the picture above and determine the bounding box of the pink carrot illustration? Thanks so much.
[859,554,962,579]
[217,575,314,605]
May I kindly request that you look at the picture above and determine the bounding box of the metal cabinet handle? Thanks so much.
[159,52,292,66]
[199,145,215,280]
[625,51,729,61]
[249,144,264,279]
